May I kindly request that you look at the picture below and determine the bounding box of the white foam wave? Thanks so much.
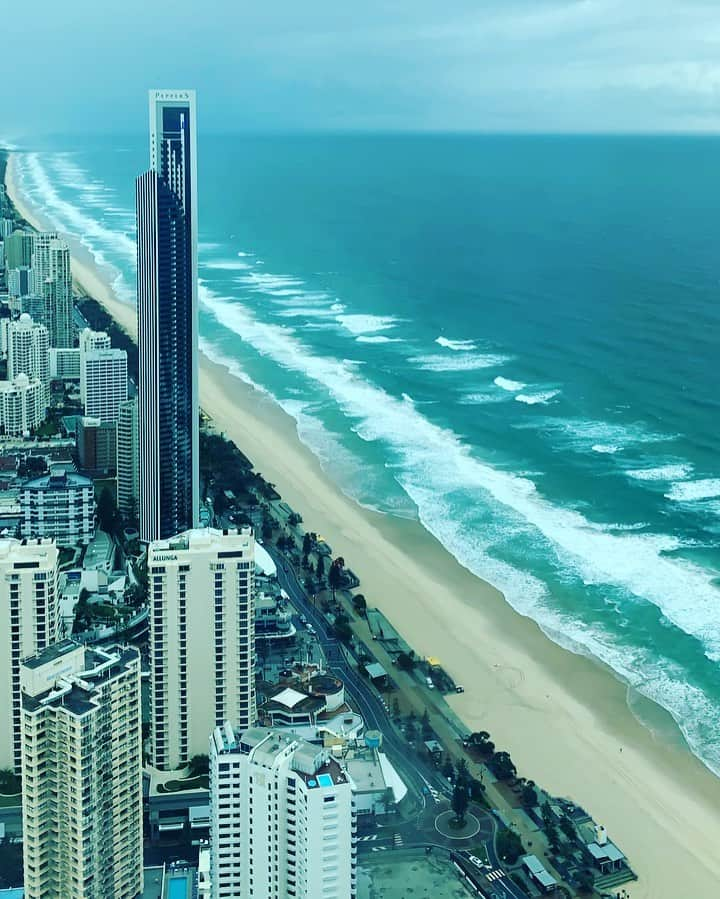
[240,272,305,292]
[202,260,252,271]
[665,479,720,503]
[335,314,399,336]
[460,392,512,405]
[435,336,477,351]
[356,336,402,344]
[199,289,720,664]
[13,153,136,300]
[494,376,525,391]
[627,463,694,482]
[276,306,342,320]
[592,444,620,454]
[413,354,509,373]
[198,337,267,395]
[515,390,560,406]
[531,417,673,454]
[402,485,720,774]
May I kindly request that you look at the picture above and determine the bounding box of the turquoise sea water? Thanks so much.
[11,134,720,772]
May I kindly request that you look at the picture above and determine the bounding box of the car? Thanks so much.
[455,685,465,693]
[425,677,435,690]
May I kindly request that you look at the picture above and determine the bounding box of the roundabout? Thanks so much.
[434,809,483,841]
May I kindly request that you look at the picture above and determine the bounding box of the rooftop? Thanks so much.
[149,527,253,561]
[522,855,558,889]
[22,469,92,491]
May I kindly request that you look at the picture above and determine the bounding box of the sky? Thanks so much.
[2,0,720,135]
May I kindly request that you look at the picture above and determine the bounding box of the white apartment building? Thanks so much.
[79,326,111,357]
[209,724,357,899]
[116,397,139,518]
[49,346,81,380]
[20,640,144,899]
[81,347,128,421]
[32,232,73,348]
[19,469,95,546]
[7,313,50,405]
[0,537,59,772]
[0,374,45,436]
[7,266,34,298]
[148,527,255,770]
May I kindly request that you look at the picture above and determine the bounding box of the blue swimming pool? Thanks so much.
[167,875,189,899]
[317,773,334,788]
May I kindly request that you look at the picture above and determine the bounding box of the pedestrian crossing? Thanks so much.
[393,833,404,847]
[427,786,442,802]
[357,835,378,842]
[486,869,505,882]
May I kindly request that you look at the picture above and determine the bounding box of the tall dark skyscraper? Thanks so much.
[136,90,199,542]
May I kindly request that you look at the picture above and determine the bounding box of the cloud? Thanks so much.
[1,0,719,134]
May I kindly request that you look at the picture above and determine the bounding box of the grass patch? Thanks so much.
[157,775,209,793]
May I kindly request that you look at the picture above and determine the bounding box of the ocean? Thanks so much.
[10,133,720,773]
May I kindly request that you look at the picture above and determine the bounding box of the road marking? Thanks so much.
[486,869,505,882]
[357,835,378,842]
[393,833,404,846]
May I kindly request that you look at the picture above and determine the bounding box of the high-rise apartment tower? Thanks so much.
[20,641,143,899]
[136,90,199,542]
[209,724,357,899]
[32,232,73,348]
[0,537,59,771]
[148,527,255,770]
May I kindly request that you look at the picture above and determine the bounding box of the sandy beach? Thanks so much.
[7,152,720,897]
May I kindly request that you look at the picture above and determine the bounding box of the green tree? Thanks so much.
[352,593,367,614]
[490,751,517,781]
[334,612,352,644]
[316,554,326,582]
[576,869,595,894]
[188,754,209,777]
[560,815,576,843]
[455,758,470,787]
[421,708,432,738]
[392,697,400,719]
[97,487,120,534]
[521,782,538,808]
[442,757,454,780]
[396,651,415,671]
[451,782,469,824]
[328,556,345,600]
[302,533,313,556]
[541,801,560,850]
[496,828,524,865]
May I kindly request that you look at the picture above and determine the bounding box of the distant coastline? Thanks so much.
[6,146,720,897]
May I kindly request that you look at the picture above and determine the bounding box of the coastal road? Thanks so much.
[265,545,452,809]
[266,543,532,898]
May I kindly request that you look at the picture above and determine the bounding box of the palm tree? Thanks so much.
[328,556,345,601]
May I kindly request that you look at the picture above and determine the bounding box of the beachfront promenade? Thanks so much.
[266,542,535,899]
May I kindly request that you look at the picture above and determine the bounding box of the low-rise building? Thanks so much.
[19,468,95,546]
[77,416,117,474]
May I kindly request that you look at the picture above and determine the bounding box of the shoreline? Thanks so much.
[7,152,720,897]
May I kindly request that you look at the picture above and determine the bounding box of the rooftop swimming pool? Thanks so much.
[167,875,189,899]
[316,773,334,788]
